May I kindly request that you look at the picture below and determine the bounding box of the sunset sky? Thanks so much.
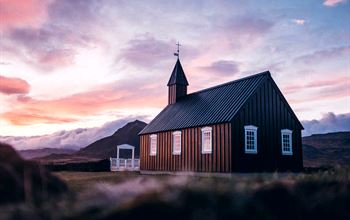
[0,0,349,139]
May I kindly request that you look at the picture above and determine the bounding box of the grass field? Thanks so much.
[53,171,141,192]
[1,167,350,219]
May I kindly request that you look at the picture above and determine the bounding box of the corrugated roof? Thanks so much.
[167,59,189,86]
[140,71,270,135]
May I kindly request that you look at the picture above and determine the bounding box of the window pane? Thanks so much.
[173,134,181,153]
[281,132,292,154]
[202,130,212,152]
[245,129,256,152]
[150,136,157,155]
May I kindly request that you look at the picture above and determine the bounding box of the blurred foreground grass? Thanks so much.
[1,167,349,220]
[53,171,142,192]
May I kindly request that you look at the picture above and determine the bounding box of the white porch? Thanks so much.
[110,144,140,171]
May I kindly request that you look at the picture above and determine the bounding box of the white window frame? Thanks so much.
[201,127,212,154]
[281,129,293,155]
[172,131,182,155]
[244,125,258,154]
[150,134,157,156]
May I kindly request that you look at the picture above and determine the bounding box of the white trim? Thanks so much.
[244,125,258,154]
[201,126,212,154]
[117,144,135,150]
[150,134,157,156]
[173,131,182,135]
[172,131,182,155]
[281,129,293,134]
[244,125,258,131]
[201,127,213,132]
[281,129,293,155]
[113,144,137,170]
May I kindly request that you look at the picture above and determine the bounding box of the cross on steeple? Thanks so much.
[174,42,181,58]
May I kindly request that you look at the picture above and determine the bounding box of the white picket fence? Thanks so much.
[110,158,140,171]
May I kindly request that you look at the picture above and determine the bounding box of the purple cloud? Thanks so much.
[226,16,274,35]
[302,112,350,136]
[3,28,98,72]
[200,60,240,76]
[1,0,104,73]
[294,46,350,64]
[119,34,174,68]
[48,0,103,28]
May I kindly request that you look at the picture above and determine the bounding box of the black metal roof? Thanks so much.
[167,59,189,86]
[140,71,270,135]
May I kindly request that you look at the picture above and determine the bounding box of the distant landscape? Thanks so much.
[303,131,350,167]
[7,120,349,169]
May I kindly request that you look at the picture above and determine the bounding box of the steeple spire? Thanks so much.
[167,58,189,86]
[167,56,189,105]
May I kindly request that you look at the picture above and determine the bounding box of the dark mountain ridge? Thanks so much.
[77,120,147,159]
[19,148,77,160]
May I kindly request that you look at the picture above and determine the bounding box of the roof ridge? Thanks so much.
[188,70,270,95]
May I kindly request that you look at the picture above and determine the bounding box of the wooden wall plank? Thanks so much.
[140,122,233,173]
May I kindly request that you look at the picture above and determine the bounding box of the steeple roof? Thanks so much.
[167,59,189,86]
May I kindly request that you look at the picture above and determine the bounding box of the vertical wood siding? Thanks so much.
[168,85,187,105]
[140,123,232,172]
[231,78,303,172]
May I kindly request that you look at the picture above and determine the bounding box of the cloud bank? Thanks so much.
[302,112,350,136]
[0,117,145,150]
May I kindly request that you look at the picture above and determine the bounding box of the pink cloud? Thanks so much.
[283,76,350,94]
[0,111,77,125]
[35,49,75,71]
[323,0,347,6]
[0,0,52,31]
[1,79,164,125]
[288,83,349,104]
[0,75,30,95]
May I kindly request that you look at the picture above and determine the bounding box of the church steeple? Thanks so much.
[167,58,189,105]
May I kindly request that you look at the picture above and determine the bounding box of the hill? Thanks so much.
[76,120,147,159]
[19,148,77,160]
[303,131,350,167]
[0,143,67,204]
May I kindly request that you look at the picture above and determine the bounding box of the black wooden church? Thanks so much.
[139,58,303,173]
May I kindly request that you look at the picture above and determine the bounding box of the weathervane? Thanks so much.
[174,41,181,58]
